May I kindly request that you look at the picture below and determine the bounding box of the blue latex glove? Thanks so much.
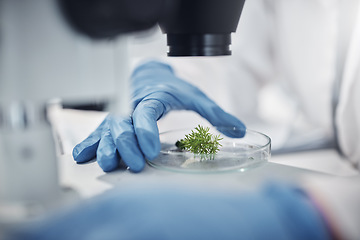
[11,183,331,240]
[72,61,246,172]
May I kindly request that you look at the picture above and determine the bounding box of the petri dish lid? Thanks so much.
[147,127,271,173]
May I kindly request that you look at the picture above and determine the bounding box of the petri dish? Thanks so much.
[147,127,271,173]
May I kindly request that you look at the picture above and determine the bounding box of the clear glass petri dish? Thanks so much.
[147,127,271,173]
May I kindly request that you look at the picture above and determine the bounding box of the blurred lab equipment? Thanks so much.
[60,0,246,56]
[159,0,245,56]
[0,0,129,219]
[0,0,246,225]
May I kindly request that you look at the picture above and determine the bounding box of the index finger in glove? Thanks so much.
[108,116,146,173]
[132,99,165,161]
[72,119,106,163]
[186,94,246,138]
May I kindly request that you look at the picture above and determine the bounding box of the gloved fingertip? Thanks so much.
[127,162,145,173]
[145,151,160,161]
[210,107,247,138]
[197,105,246,138]
[72,143,98,163]
[114,134,146,173]
[231,122,247,138]
[97,147,119,172]
[122,155,145,173]
[72,145,80,159]
[233,120,247,137]
[136,128,161,161]
[124,150,147,173]
[217,125,246,138]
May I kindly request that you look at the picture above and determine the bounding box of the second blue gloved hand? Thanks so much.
[72,61,246,172]
[12,183,331,240]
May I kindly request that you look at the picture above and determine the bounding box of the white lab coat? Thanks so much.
[230,0,360,165]
[336,4,360,168]
[237,0,360,166]
[129,0,360,159]
[49,0,360,168]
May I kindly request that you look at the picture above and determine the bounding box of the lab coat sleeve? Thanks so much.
[300,9,360,240]
[326,10,360,239]
[336,1,360,168]
[303,176,360,240]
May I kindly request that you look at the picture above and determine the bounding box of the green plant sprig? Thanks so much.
[175,125,223,161]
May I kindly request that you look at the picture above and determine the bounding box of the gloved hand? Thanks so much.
[72,61,246,172]
[11,183,331,240]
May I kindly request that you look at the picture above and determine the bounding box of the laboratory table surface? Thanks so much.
[58,149,359,200]
[50,107,359,200]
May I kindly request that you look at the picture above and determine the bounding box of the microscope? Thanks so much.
[0,0,245,221]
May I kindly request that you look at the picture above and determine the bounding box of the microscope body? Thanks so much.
[0,0,130,217]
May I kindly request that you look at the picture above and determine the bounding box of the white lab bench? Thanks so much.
[58,149,359,200]
[51,107,359,200]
